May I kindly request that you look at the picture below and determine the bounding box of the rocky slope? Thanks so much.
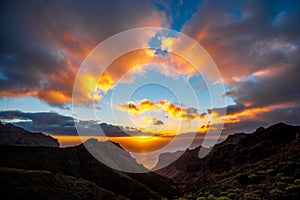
[156,123,300,199]
[156,123,299,182]
[0,139,177,200]
[2,122,299,199]
[0,121,59,147]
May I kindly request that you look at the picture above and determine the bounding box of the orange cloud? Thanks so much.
[118,99,207,122]
[0,2,171,107]
[101,48,196,89]
[73,73,102,103]
[252,69,271,77]
[71,48,198,105]
[63,31,77,43]
[0,90,38,99]
[24,26,224,106]
[98,71,115,93]
[38,90,70,105]
[197,120,211,133]
[118,99,158,116]
[223,102,297,125]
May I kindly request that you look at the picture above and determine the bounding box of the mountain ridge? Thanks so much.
[0,138,178,199]
[156,123,300,183]
[1,122,300,199]
[154,122,300,199]
[0,121,59,147]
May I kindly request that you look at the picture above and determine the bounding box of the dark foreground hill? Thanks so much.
[0,121,59,147]
[0,122,177,200]
[0,141,177,200]
[155,123,300,199]
[1,122,300,199]
[0,167,128,200]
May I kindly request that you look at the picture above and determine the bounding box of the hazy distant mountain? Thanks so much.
[0,121,59,147]
[152,150,185,171]
[0,139,177,200]
[152,147,211,173]
[152,133,247,172]
[155,123,300,199]
[83,138,147,172]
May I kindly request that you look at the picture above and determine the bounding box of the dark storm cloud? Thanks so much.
[256,105,300,125]
[229,62,300,108]
[0,110,142,136]
[182,0,300,131]
[183,0,300,80]
[222,105,300,135]
[0,0,167,106]
[0,110,76,135]
[209,103,245,116]
[1,0,299,135]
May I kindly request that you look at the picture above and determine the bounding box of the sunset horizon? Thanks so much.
[0,0,300,199]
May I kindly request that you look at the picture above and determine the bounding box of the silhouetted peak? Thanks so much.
[221,132,248,145]
[256,126,265,132]
[84,138,99,145]
[84,138,124,150]
[266,122,289,131]
[0,122,59,147]
[3,123,14,127]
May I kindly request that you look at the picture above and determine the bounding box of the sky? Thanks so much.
[0,0,300,164]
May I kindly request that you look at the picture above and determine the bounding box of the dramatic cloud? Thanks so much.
[118,99,207,122]
[0,0,168,106]
[181,0,300,131]
[227,60,300,109]
[0,110,141,136]
[83,49,194,96]
[183,0,300,81]
[0,110,76,135]
[1,0,299,136]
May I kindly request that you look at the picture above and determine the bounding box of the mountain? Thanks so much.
[152,150,185,171]
[0,139,177,200]
[83,138,146,172]
[155,123,300,199]
[2,122,300,199]
[154,145,211,182]
[0,121,59,147]
[218,132,247,145]
[152,133,247,172]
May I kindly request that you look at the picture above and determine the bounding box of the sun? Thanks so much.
[131,135,154,142]
[138,135,151,140]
